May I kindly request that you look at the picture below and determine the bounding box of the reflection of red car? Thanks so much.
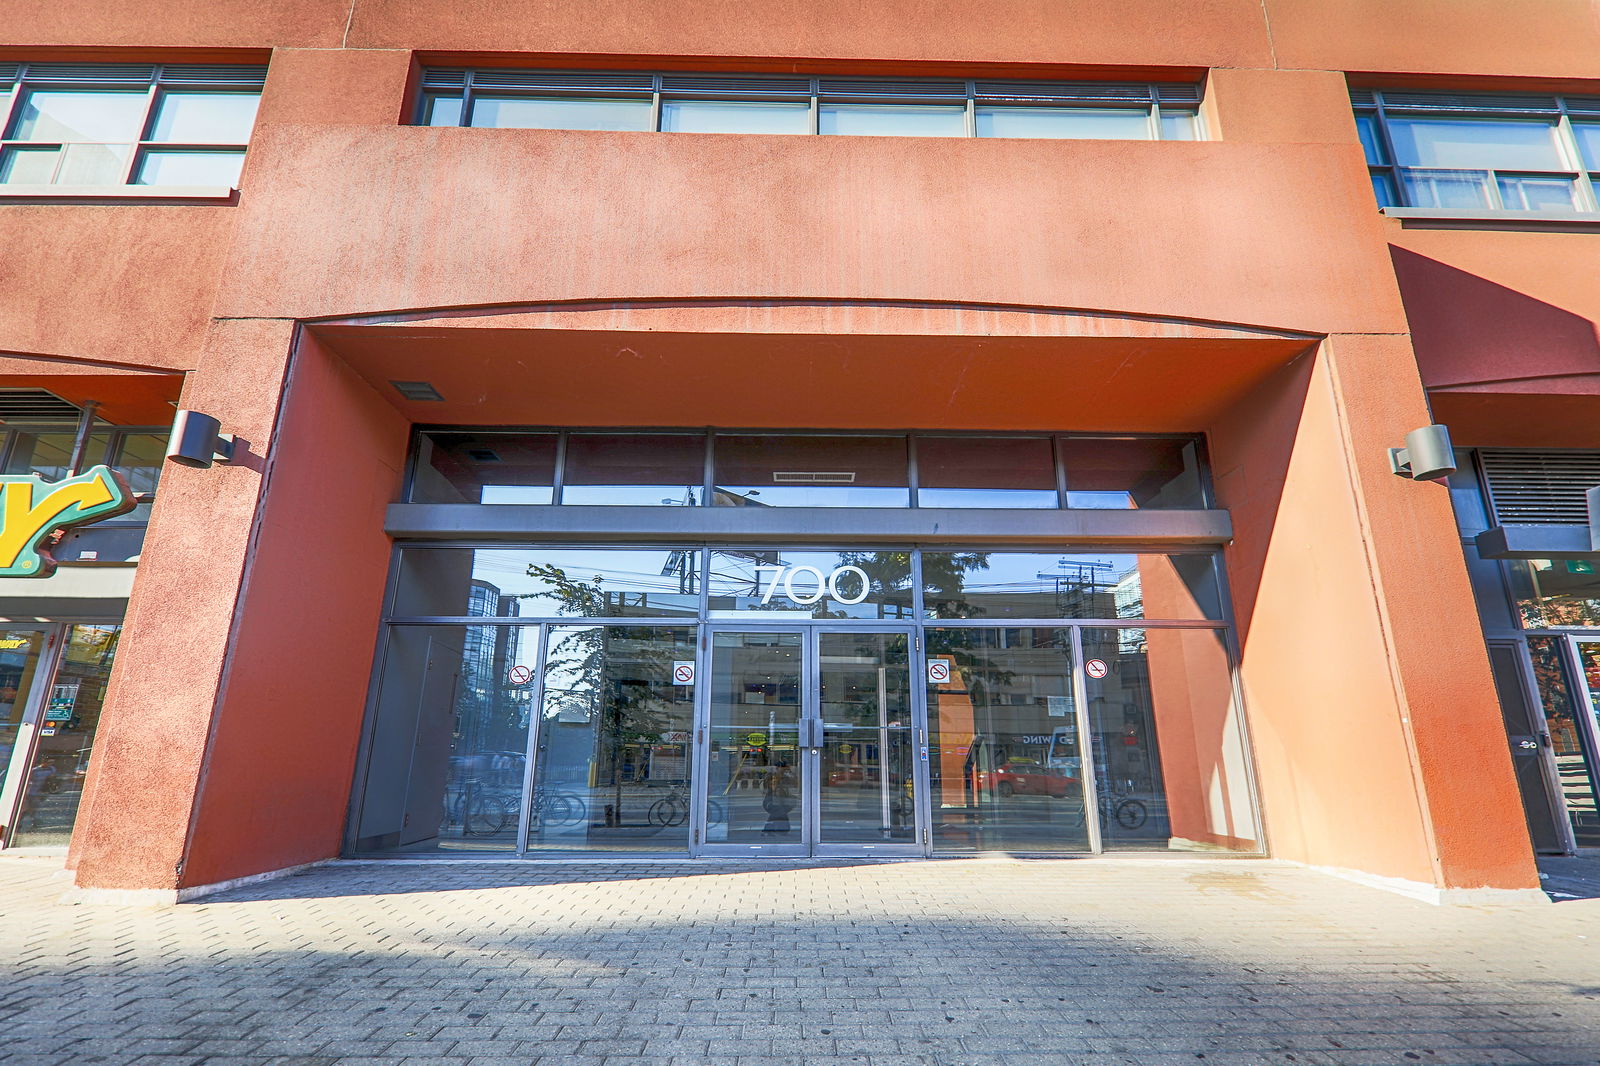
[976,760,1077,798]
[827,767,879,786]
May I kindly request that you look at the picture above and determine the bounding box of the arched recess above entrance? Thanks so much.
[305,298,1319,433]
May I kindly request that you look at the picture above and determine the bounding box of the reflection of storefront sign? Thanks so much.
[0,637,29,649]
[746,732,767,747]
[45,683,79,722]
[0,466,135,578]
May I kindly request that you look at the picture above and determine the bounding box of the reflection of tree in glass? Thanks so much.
[910,551,991,619]
[526,563,686,825]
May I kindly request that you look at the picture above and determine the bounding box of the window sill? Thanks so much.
[0,184,237,203]
[1380,206,1600,231]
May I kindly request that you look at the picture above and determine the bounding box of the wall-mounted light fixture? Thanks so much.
[1388,424,1455,481]
[165,410,236,469]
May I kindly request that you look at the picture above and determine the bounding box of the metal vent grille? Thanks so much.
[422,68,468,89]
[470,70,654,93]
[1566,96,1600,115]
[160,64,268,87]
[660,74,811,96]
[975,80,1151,104]
[1481,450,1600,525]
[24,63,156,84]
[390,380,444,402]
[1349,89,1377,107]
[0,389,82,423]
[0,63,18,87]
[1380,91,1561,113]
[818,78,968,101]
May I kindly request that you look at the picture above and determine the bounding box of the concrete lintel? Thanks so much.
[1474,524,1595,559]
[384,503,1234,545]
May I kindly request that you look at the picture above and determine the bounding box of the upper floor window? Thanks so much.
[0,421,165,524]
[0,62,265,189]
[1354,89,1600,213]
[418,69,1202,140]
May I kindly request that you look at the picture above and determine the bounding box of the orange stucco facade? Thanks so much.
[5,0,1595,895]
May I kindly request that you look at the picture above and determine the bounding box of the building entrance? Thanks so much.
[700,628,922,857]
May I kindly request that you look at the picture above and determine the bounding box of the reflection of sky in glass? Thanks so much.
[469,548,698,615]
[708,549,913,619]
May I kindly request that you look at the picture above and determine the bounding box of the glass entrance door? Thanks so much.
[698,627,925,856]
[1563,637,1600,846]
[0,626,57,847]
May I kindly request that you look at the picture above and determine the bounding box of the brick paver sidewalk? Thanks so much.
[2,856,1599,1066]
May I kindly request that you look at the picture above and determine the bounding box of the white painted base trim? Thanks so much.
[1299,861,1549,906]
[60,859,330,906]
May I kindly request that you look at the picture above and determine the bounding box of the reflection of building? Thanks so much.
[459,581,524,756]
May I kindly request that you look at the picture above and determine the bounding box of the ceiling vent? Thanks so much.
[1481,449,1600,525]
[465,448,501,463]
[0,388,82,423]
[390,380,444,402]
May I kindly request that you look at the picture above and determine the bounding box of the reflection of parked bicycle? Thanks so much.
[531,788,588,827]
[649,784,724,827]
[1073,778,1148,830]
[445,784,519,837]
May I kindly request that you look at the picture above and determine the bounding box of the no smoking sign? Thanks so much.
[1084,659,1109,679]
[672,661,696,686]
[507,665,533,686]
[927,660,952,685]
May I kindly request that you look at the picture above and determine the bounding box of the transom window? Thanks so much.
[410,429,1210,511]
[418,69,1202,140]
[1354,89,1600,213]
[0,62,265,189]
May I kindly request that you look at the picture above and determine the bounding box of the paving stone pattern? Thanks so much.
[2,856,1600,1066]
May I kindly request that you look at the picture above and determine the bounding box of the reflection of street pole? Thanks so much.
[878,664,890,831]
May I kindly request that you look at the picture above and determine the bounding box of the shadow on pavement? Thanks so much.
[1539,852,1600,902]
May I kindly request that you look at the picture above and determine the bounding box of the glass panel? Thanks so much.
[12,90,148,142]
[0,146,61,184]
[0,629,48,841]
[392,547,702,619]
[1159,111,1198,141]
[1082,627,1258,852]
[975,106,1152,140]
[149,92,260,142]
[134,149,244,186]
[704,631,803,845]
[1398,167,1494,209]
[922,551,1222,622]
[818,104,967,137]
[3,431,112,480]
[411,432,558,504]
[352,625,533,854]
[1496,173,1582,211]
[1355,114,1387,164]
[925,627,1088,852]
[915,436,1057,509]
[109,432,164,523]
[660,100,811,134]
[1528,637,1600,847]
[707,548,913,620]
[713,434,909,507]
[1387,117,1565,171]
[1574,122,1600,170]
[529,625,696,852]
[1370,171,1399,207]
[469,95,652,132]
[422,93,464,127]
[1508,559,1600,628]
[1572,640,1600,847]
[562,433,705,506]
[1060,436,1206,509]
[8,625,119,848]
[56,142,131,185]
[817,632,916,843]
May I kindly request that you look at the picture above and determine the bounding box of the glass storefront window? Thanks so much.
[2,430,113,481]
[922,551,1222,621]
[712,434,910,508]
[530,625,696,852]
[1527,636,1600,846]
[707,549,914,620]
[1509,559,1600,629]
[7,625,119,848]
[562,433,705,506]
[916,437,1057,509]
[925,627,1090,852]
[354,625,534,854]
[393,547,702,619]
[1060,436,1206,509]
[412,432,559,504]
[1080,626,1257,852]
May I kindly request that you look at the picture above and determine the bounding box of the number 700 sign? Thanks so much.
[753,564,871,605]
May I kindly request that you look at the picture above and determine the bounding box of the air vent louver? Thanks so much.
[0,389,83,423]
[390,381,444,402]
[1481,449,1600,525]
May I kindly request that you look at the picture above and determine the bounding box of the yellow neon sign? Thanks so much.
[0,466,136,578]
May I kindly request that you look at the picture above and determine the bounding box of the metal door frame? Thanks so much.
[0,623,67,849]
[1493,637,1577,854]
[692,622,928,858]
[1562,635,1600,844]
